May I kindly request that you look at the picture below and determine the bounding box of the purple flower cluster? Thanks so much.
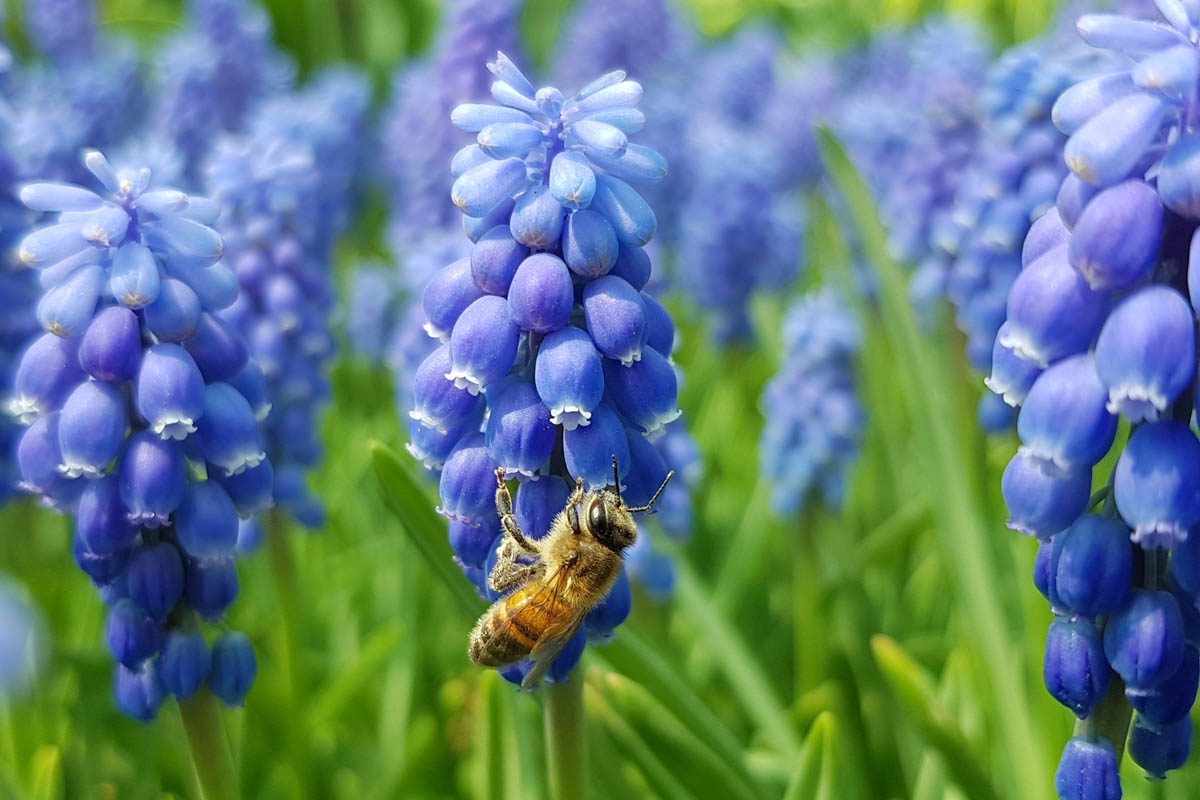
[9,152,266,719]
[760,289,863,516]
[404,52,684,685]
[992,5,1200,791]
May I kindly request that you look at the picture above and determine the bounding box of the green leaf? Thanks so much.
[309,623,405,726]
[818,127,1049,799]
[783,712,837,800]
[368,440,483,621]
[601,671,765,800]
[870,636,999,800]
[28,746,62,800]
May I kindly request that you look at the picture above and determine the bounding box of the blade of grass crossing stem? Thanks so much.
[870,636,999,800]
[670,554,801,757]
[594,629,757,779]
[818,128,1048,798]
[783,712,838,800]
[27,746,61,800]
[599,671,765,800]
[473,671,505,800]
[585,680,701,800]
[310,624,404,725]
[368,440,483,620]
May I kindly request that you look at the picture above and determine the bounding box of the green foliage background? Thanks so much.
[2,1,1197,798]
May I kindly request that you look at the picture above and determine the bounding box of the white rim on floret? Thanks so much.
[217,448,268,477]
[1131,521,1189,551]
[551,405,592,431]
[253,402,272,423]
[1016,444,1075,479]
[1106,383,1167,424]
[642,407,682,439]
[153,417,198,441]
[983,375,1027,408]
[995,325,1050,369]
[7,396,41,425]
[409,408,450,435]
[423,321,450,343]
[58,460,104,480]
[405,440,445,472]
[615,347,644,368]
[444,367,485,396]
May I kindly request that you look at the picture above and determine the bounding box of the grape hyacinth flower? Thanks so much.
[994,5,1200,792]
[0,576,45,700]
[9,151,269,719]
[760,289,864,516]
[406,53,685,687]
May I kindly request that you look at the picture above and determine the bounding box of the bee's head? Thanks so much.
[582,457,674,553]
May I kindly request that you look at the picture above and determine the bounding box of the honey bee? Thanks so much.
[468,458,674,689]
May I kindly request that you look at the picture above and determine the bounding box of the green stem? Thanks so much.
[179,691,239,800]
[1076,673,1132,761]
[545,674,587,800]
[266,511,300,692]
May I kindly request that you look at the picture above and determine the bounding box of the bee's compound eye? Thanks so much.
[588,497,607,532]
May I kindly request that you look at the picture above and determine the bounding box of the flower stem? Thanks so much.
[266,511,300,692]
[179,690,239,800]
[544,673,587,800]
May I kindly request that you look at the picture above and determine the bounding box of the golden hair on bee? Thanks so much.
[468,457,674,689]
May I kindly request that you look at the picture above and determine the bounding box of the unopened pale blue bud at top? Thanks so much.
[451,157,528,218]
[564,403,629,490]
[471,226,529,295]
[1002,449,1091,539]
[160,630,210,701]
[1044,618,1110,718]
[1128,644,1199,727]
[1022,208,1070,267]
[1017,354,1116,474]
[208,631,256,706]
[1059,174,1100,230]
[1129,715,1192,779]
[1076,14,1188,55]
[477,121,544,160]
[1051,515,1132,618]
[196,383,266,477]
[18,222,89,270]
[484,379,556,480]
[1052,71,1136,136]
[11,333,84,421]
[549,151,597,210]
[79,306,141,383]
[589,174,656,246]
[507,253,574,333]
[183,313,248,383]
[563,209,618,278]
[438,434,496,525]
[410,345,483,433]
[1055,737,1121,800]
[446,295,520,396]
[106,598,163,669]
[509,185,564,250]
[124,542,184,621]
[586,568,631,642]
[602,348,680,436]
[1094,286,1195,422]
[1064,92,1165,187]
[175,481,240,559]
[110,243,160,309]
[185,557,239,620]
[1114,421,1200,548]
[118,431,186,528]
[1133,44,1200,98]
[583,275,645,366]
[1001,244,1109,367]
[515,476,572,540]
[38,263,103,337]
[1068,180,1163,290]
[57,381,127,479]
[534,326,605,430]
[76,475,137,555]
[114,662,166,723]
[136,344,205,441]
[424,258,484,341]
[1104,589,1185,690]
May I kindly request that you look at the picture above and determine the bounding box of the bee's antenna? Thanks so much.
[611,455,623,506]
[627,470,675,514]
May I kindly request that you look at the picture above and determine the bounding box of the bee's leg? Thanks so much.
[495,468,539,556]
[488,557,544,595]
[567,476,585,507]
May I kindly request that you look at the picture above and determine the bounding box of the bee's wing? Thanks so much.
[521,610,587,691]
